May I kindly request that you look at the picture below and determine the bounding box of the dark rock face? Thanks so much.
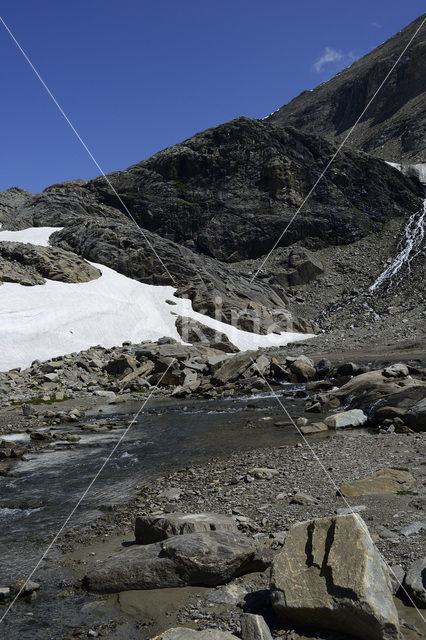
[0,24,423,338]
[0,241,101,286]
[267,14,426,163]
[85,118,422,261]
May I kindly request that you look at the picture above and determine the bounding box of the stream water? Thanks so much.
[0,386,370,638]
[0,386,314,580]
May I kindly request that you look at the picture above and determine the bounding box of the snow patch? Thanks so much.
[0,227,62,246]
[0,227,315,371]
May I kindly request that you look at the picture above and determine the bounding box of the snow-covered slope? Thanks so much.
[0,228,314,371]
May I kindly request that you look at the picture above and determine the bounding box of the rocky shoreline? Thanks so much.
[0,341,425,640]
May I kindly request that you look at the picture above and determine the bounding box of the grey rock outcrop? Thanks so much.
[0,241,100,286]
[270,514,399,640]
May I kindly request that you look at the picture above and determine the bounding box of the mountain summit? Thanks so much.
[267,14,426,163]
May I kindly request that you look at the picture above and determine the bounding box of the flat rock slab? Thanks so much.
[212,351,256,385]
[270,513,399,640]
[151,628,237,640]
[84,531,270,593]
[135,512,239,544]
[340,468,415,497]
[300,422,328,435]
[325,409,367,429]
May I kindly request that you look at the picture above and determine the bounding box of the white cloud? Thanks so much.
[313,47,343,72]
[369,21,382,29]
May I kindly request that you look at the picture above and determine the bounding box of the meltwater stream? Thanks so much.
[0,386,321,583]
[0,387,372,639]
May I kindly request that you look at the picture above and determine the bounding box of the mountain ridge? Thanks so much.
[266,13,426,163]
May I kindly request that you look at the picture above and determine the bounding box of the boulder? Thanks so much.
[240,614,273,640]
[270,514,399,640]
[340,468,415,497]
[325,409,367,429]
[150,629,237,640]
[404,556,426,607]
[84,531,270,593]
[212,351,256,385]
[335,362,360,377]
[289,359,317,382]
[382,363,409,378]
[404,397,426,431]
[135,512,238,545]
[104,355,138,377]
[314,358,332,379]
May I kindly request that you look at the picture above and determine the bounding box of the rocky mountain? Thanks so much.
[0,15,425,356]
[267,13,426,163]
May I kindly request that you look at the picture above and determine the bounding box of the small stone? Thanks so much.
[290,492,319,506]
[0,587,10,601]
[250,468,279,480]
[399,521,426,537]
[335,505,367,516]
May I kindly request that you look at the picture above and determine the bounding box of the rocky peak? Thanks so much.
[266,14,426,163]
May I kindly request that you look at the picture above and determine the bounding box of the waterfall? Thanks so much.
[369,199,426,292]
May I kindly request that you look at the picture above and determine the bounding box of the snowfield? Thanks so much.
[0,227,315,371]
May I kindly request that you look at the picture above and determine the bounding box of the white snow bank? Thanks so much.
[0,227,62,246]
[0,227,315,371]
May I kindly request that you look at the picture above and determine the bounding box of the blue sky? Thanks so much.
[0,1,424,192]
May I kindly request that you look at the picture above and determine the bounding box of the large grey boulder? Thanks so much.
[270,514,399,640]
[135,512,239,545]
[404,556,426,607]
[289,359,316,382]
[212,351,256,385]
[150,629,237,640]
[84,531,270,593]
